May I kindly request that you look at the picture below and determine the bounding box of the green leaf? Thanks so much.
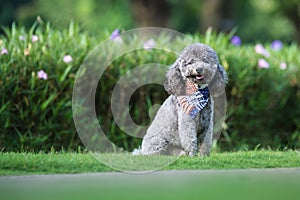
[41,94,56,111]
[60,65,73,83]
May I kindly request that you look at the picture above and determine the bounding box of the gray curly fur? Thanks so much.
[133,43,228,156]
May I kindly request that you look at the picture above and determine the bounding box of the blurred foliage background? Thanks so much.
[0,0,300,152]
[1,0,300,43]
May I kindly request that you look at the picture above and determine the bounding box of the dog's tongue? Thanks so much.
[196,75,204,80]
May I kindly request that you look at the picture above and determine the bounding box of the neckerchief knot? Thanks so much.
[177,80,209,118]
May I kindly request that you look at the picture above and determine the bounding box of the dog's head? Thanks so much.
[164,43,228,97]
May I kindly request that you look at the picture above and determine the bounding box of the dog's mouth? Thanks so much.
[188,75,205,81]
[196,75,204,80]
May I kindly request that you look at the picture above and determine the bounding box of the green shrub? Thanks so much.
[0,21,97,151]
[0,22,299,152]
[220,42,300,149]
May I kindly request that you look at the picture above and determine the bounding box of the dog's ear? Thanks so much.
[164,63,186,96]
[208,64,228,97]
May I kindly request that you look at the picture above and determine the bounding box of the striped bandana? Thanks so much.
[177,80,209,118]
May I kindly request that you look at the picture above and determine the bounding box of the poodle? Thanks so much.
[133,43,228,156]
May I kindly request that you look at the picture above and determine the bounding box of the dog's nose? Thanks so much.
[196,67,203,74]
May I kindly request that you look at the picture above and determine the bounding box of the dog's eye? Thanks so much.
[186,60,194,65]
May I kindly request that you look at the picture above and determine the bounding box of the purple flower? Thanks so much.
[32,35,39,43]
[230,35,242,46]
[110,29,122,42]
[271,40,283,51]
[280,62,287,70]
[258,59,270,69]
[255,44,270,57]
[143,39,156,50]
[37,70,48,80]
[1,48,8,55]
[63,55,73,63]
[110,29,119,39]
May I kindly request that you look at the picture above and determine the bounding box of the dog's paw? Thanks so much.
[132,147,142,155]
[199,143,211,157]
[187,150,198,157]
[199,152,210,157]
[199,148,211,157]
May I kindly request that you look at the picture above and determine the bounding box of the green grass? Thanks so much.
[1,150,300,200]
[0,150,299,175]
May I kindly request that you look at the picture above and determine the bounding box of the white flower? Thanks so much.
[19,35,26,41]
[63,55,73,63]
[280,62,287,70]
[255,44,270,57]
[143,39,156,50]
[1,48,8,55]
[37,70,48,80]
[32,35,39,43]
[258,59,270,69]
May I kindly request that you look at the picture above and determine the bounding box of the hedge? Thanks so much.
[0,22,299,152]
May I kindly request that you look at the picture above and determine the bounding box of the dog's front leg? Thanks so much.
[199,100,214,156]
[199,124,213,156]
[178,110,198,156]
